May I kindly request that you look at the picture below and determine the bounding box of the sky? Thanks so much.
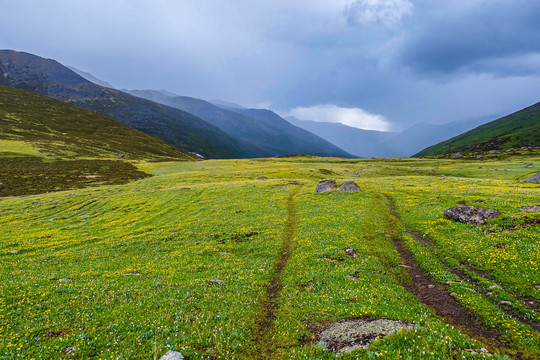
[2,0,540,132]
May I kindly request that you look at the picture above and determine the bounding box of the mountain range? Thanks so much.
[125,89,351,158]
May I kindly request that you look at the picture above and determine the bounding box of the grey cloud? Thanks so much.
[344,0,414,28]
[400,0,540,76]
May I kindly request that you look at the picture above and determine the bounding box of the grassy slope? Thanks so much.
[1,154,539,359]
[0,85,195,160]
[415,103,540,157]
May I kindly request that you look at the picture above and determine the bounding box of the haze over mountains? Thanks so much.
[1,49,538,159]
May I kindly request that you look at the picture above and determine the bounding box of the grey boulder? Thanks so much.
[337,181,361,193]
[523,172,540,184]
[159,351,184,360]
[316,179,336,193]
[444,206,500,225]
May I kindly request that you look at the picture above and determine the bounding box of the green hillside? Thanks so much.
[0,85,195,160]
[415,102,540,157]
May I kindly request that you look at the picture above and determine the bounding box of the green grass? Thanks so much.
[1,154,539,359]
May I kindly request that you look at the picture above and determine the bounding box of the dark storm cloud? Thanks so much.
[400,0,540,76]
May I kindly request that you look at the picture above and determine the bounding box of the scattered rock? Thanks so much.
[319,318,412,353]
[520,205,540,212]
[427,284,435,289]
[257,176,268,180]
[488,150,499,154]
[345,275,361,282]
[315,179,336,193]
[337,181,361,193]
[123,273,142,276]
[486,292,493,296]
[118,154,124,158]
[10,249,19,254]
[465,348,493,357]
[451,153,462,159]
[353,172,360,177]
[500,300,512,305]
[410,165,415,167]
[525,162,534,167]
[31,201,41,205]
[489,285,502,290]
[178,187,188,191]
[444,206,500,225]
[523,172,540,184]
[438,175,446,178]
[209,279,224,285]
[398,264,411,269]
[476,155,484,159]
[446,281,459,285]
[450,292,458,296]
[344,248,357,258]
[51,278,72,282]
[79,215,89,218]
[159,350,185,360]
[64,347,76,354]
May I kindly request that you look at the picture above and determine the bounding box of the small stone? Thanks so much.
[438,175,446,178]
[257,176,268,180]
[65,346,76,354]
[486,292,493,295]
[489,285,502,290]
[451,153,462,159]
[398,264,411,269]
[31,201,41,205]
[118,154,124,158]
[450,292,458,296]
[124,273,142,276]
[337,181,361,193]
[446,281,459,284]
[159,350,185,360]
[10,249,19,254]
[427,284,435,289]
[59,278,72,282]
[209,279,224,284]
[500,300,512,305]
[315,179,336,193]
[343,248,357,258]
[345,275,361,282]
[79,215,89,218]
[476,155,484,159]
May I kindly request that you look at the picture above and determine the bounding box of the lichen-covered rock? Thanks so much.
[520,205,540,212]
[337,181,361,193]
[523,172,540,184]
[444,206,500,225]
[159,351,184,360]
[319,318,412,353]
[315,179,336,193]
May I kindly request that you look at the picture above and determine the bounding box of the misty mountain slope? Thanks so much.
[378,118,490,157]
[68,66,114,88]
[0,50,262,159]
[286,116,395,157]
[415,103,540,157]
[220,107,353,157]
[0,85,195,160]
[127,89,352,158]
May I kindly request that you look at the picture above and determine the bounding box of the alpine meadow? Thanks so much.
[1,1,540,359]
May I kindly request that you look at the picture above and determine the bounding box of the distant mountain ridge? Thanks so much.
[127,89,352,158]
[68,66,114,88]
[288,116,490,158]
[415,103,540,157]
[0,50,266,159]
[0,85,194,160]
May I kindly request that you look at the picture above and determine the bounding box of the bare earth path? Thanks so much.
[250,186,302,359]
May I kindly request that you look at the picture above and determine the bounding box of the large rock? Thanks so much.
[337,181,361,193]
[315,179,336,193]
[444,206,500,225]
[159,351,184,360]
[523,172,540,184]
[520,205,540,212]
[320,318,412,353]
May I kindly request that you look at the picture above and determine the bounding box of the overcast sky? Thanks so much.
[2,0,540,131]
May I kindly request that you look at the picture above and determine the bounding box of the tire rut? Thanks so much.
[379,193,531,359]
[250,186,302,359]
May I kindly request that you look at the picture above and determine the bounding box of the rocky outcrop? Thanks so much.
[444,206,500,225]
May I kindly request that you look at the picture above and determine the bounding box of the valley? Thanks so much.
[1,154,538,359]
